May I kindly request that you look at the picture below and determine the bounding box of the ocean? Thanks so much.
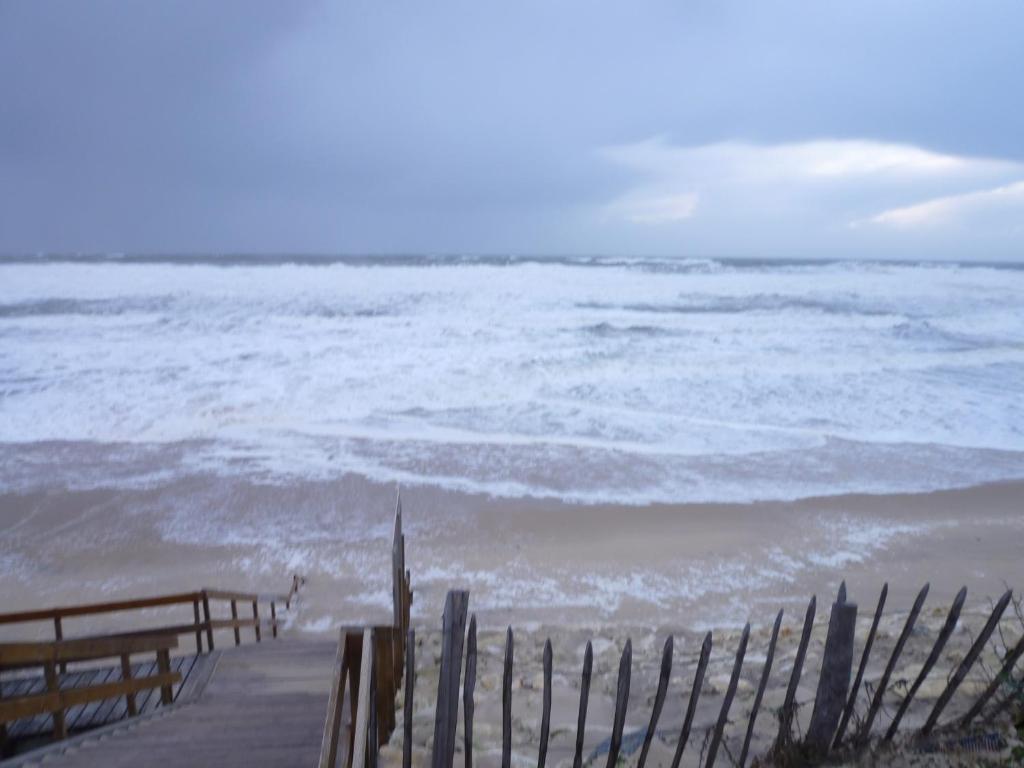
[2,255,1023,504]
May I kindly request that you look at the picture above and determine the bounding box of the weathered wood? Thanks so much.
[776,595,816,749]
[193,598,204,652]
[405,629,415,768]
[431,590,470,768]
[351,628,375,768]
[373,627,397,742]
[884,586,967,740]
[740,610,783,768]
[637,635,672,768]
[706,623,750,768]
[538,638,552,768]
[669,631,712,768]
[54,616,66,673]
[572,640,593,768]
[157,649,174,705]
[464,618,476,768]
[231,600,241,646]
[806,598,858,755]
[921,588,1013,735]
[346,633,366,768]
[833,582,887,749]
[271,602,278,639]
[369,650,379,768]
[319,630,350,768]
[120,653,138,716]
[46,661,66,739]
[960,631,1024,726]
[605,639,632,768]
[1,670,180,724]
[855,582,929,743]
[253,600,262,643]
[203,592,215,651]
[0,591,204,625]
[502,627,514,768]
[0,635,178,670]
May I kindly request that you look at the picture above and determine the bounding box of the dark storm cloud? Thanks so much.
[1,1,1023,257]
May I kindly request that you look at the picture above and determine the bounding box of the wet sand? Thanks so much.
[1,474,1022,635]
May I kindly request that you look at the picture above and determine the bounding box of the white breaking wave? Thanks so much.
[1,256,1023,503]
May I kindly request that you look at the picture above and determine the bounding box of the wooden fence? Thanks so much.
[0,577,303,658]
[321,493,413,768]
[0,634,181,750]
[336,580,1022,768]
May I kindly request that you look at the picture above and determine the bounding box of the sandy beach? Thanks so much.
[3,467,1022,634]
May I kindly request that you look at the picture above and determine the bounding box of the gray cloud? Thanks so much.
[1,0,1022,258]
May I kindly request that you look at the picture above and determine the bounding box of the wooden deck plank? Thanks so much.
[21,639,337,767]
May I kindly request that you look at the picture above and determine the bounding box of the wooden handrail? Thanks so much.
[0,577,303,657]
[0,634,181,743]
[0,592,203,625]
[0,634,177,667]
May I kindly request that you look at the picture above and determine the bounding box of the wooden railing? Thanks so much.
[0,576,303,661]
[0,634,180,745]
[320,494,412,768]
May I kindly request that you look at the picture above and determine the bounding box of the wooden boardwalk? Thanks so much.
[8,639,337,767]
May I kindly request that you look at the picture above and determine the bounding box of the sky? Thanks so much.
[1,1,1023,260]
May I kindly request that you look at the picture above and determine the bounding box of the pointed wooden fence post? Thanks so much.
[833,583,887,750]
[669,631,712,768]
[855,583,929,744]
[572,641,593,768]
[431,590,470,768]
[706,623,750,768]
[606,639,632,768]
[739,610,783,768]
[805,587,857,757]
[637,635,673,768]
[775,596,816,751]
[922,589,1013,736]
[501,627,514,768]
[538,639,553,768]
[884,587,967,740]
[464,616,477,768]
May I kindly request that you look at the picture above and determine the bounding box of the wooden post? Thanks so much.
[368,651,379,768]
[922,589,1013,735]
[464,617,477,768]
[44,661,66,739]
[706,624,750,768]
[572,641,593,768]
[404,629,415,768]
[271,601,278,639]
[775,596,816,751]
[193,598,204,653]
[669,631,712,768]
[157,648,174,705]
[120,653,139,716]
[231,600,241,646]
[805,597,857,756]
[740,611,783,768]
[54,616,66,673]
[501,627,513,768]
[884,587,966,740]
[253,600,261,642]
[351,628,374,768]
[430,590,469,768]
[538,639,553,768]
[202,591,215,651]
[856,583,929,743]
[346,633,365,768]
[606,639,632,768]
[637,636,672,768]
[833,583,887,749]
[320,630,351,768]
